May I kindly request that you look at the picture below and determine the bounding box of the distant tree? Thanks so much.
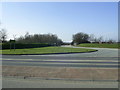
[97,36,103,43]
[89,34,95,43]
[90,36,103,43]
[13,34,17,40]
[72,32,89,45]
[16,35,24,43]
[0,29,7,43]
[16,32,63,45]
[107,39,116,44]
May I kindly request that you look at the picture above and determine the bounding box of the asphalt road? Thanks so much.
[2,77,118,88]
[1,46,119,68]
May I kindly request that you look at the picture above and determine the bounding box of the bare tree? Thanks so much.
[89,34,95,43]
[0,29,7,42]
[25,32,29,38]
[13,34,17,40]
[97,36,103,43]
[107,39,115,44]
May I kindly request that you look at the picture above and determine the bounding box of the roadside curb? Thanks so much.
[1,50,98,55]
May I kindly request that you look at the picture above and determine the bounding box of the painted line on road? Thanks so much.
[2,60,119,64]
[1,58,118,62]
[21,55,119,57]
[3,61,118,65]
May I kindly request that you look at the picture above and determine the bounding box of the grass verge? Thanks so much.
[1,46,96,55]
[77,43,119,49]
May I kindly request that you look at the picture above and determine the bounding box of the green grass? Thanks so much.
[78,43,119,48]
[1,46,96,55]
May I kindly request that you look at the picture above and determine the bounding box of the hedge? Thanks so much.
[1,43,51,50]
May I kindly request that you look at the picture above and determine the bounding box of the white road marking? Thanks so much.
[1,58,118,62]
[4,61,118,66]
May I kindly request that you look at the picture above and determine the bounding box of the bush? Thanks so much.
[1,43,51,50]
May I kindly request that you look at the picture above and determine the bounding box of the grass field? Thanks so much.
[78,43,119,48]
[1,46,96,55]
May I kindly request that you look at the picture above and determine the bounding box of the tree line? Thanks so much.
[0,29,118,45]
[16,32,63,45]
[0,30,63,45]
[72,32,117,45]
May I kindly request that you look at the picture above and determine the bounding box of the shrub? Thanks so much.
[1,43,51,50]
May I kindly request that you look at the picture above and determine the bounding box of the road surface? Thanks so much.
[2,77,118,88]
[2,46,118,68]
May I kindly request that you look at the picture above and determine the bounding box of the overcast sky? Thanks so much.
[1,2,118,42]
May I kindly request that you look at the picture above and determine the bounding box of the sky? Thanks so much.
[1,2,118,42]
